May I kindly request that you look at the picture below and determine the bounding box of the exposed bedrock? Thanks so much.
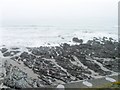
[0,37,119,89]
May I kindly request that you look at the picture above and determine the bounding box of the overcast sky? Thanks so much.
[0,0,119,26]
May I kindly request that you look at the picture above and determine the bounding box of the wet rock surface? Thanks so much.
[0,37,119,89]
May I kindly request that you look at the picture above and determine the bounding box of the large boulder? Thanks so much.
[72,37,83,44]
[0,48,8,53]
[3,61,38,89]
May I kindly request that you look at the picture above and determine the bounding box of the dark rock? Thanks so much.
[2,37,118,89]
[10,56,19,61]
[20,52,29,59]
[61,37,64,39]
[0,48,8,53]
[3,51,20,57]
[3,52,11,57]
[10,51,20,55]
[72,37,83,44]
[11,47,20,50]
[4,63,38,88]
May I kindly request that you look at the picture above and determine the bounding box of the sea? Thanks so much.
[0,21,118,47]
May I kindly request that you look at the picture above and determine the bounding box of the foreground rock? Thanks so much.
[0,37,119,89]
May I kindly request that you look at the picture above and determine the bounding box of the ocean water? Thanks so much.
[0,25,118,47]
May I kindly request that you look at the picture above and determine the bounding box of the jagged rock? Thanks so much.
[72,37,83,44]
[3,63,37,88]
[3,51,20,57]
[0,48,8,53]
[1,37,118,89]
[20,52,29,59]
[11,47,20,50]
[3,52,11,57]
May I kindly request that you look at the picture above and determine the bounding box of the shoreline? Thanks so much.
[0,36,118,48]
[0,26,118,47]
[0,37,119,89]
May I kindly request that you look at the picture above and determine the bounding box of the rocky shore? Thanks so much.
[0,37,119,89]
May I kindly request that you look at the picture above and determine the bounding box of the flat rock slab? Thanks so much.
[63,74,119,88]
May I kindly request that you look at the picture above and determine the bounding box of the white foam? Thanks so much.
[83,81,93,87]
[57,84,65,90]
[0,26,118,47]
[105,77,116,82]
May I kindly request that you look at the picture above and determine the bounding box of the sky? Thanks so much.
[0,0,119,26]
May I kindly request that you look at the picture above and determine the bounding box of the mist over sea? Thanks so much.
[0,0,118,47]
